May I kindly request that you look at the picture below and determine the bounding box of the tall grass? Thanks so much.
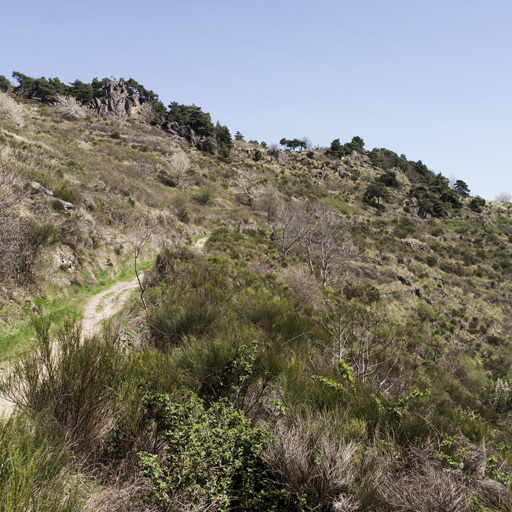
[0,414,86,511]
[0,315,144,457]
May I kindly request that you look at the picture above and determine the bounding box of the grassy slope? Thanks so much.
[1,99,512,509]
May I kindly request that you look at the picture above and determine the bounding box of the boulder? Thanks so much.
[270,149,289,166]
[31,182,73,211]
[400,238,431,253]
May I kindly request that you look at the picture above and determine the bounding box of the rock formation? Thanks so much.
[91,80,141,119]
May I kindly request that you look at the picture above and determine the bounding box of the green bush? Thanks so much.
[1,316,137,455]
[148,287,221,348]
[194,184,217,205]
[170,331,286,411]
[139,392,281,511]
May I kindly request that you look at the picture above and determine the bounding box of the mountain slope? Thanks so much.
[0,89,512,511]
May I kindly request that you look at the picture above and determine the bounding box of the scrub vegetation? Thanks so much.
[1,73,512,511]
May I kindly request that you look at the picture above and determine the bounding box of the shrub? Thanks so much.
[470,196,486,213]
[53,184,81,205]
[148,287,221,348]
[490,378,512,413]
[0,317,135,455]
[0,414,85,511]
[194,184,217,205]
[379,443,472,512]
[170,332,285,412]
[55,94,88,119]
[0,219,60,283]
[139,392,279,511]
[0,92,25,127]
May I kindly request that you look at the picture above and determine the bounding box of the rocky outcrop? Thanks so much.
[164,121,219,153]
[91,80,141,119]
[52,245,81,271]
[31,181,74,211]
[271,149,289,166]
[400,238,431,253]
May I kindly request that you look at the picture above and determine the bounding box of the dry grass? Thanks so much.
[264,419,358,510]
[379,442,473,512]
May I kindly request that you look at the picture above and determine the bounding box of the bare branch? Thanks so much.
[114,214,153,309]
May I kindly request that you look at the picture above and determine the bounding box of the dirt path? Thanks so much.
[192,236,208,253]
[0,276,141,420]
[1,238,208,420]
[81,276,140,339]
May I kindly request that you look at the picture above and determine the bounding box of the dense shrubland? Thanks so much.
[2,237,512,510]
[0,80,512,510]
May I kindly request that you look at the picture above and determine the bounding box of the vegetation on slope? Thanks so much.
[0,75,512,510]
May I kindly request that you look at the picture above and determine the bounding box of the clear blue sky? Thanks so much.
[2,0,511,199]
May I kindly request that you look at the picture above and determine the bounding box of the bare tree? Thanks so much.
[274,201,312,256]
[321,292,404,392]
[115,214,153,309]
[255,185,283,222]
[495,192,512,202]
[348,310,403,391]
[301,202,351,286]
[55,95,89,119]
[302,136,313,150]
[234,169,264,206]
[321,287,354,361]
[0,92,25,127]
[169,151,190,186]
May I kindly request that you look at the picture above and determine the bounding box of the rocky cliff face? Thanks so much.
[91,80,141,119]
[164,121,219,153]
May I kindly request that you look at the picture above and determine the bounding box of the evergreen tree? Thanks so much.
[215,122,233,156]
[363,181,391,207]
[166,102,215,137]
[453,180,470,196]
[0,75,11,92]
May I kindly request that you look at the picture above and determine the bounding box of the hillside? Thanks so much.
[1,80,512,511]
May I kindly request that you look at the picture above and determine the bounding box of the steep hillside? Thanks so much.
[1,85,512,511]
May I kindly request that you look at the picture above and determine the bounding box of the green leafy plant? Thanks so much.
[139,392,280,511]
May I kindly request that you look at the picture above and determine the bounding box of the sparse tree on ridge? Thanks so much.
[453,180,470,196]
[496,192,511,202]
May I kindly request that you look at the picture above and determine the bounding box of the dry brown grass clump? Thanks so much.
[263,419,359,511]
[379,442,472,512]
